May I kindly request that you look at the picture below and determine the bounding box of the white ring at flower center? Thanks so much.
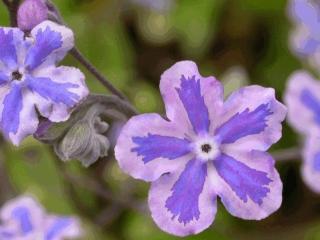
[194,137,220,161]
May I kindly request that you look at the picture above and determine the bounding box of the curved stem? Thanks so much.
[46,0,130,102]
[70,47,128,100]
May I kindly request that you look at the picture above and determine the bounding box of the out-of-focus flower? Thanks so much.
[220,66,249,97]
[129,0,173,12]
[288,0,320,68]
[0,195,81,239]
[35,95,136,167]
[285,71,320,193]
[0,20,89,145]
[18,0,48,31]
[115,61,286,236]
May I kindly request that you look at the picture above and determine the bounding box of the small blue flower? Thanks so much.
[288,0,320,68]
[285,71,320,193]
[0,20,89,145]
[0,195,82,240]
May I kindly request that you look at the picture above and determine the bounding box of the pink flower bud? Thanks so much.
[17,0,48,31]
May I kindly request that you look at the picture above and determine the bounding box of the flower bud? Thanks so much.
[35,94,136,167]
[17,0,48,31]
[55,119,111,167]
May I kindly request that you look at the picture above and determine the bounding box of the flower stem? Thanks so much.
[272,147,301,162]
[70,47,128,100]
[46,0,130,101]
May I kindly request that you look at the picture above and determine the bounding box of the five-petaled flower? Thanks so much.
[0,20,89,145]
[0,195,81,239]
[288,0,320,69]
[285,71,320,193]
[115,61,287,236]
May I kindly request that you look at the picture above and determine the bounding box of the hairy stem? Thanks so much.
[70,48,128,100]
[46,0,130,101]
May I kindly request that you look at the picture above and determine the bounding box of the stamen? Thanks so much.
[201,144,212,153]
[194,137,220,161]
[12,71,23,81]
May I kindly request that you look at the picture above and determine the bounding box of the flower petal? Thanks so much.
[210,150,282,220]
[0,72,9,85]
[44,216,81,240]
[0,196,44,235]
[0,83,38,145]
[301,136,320,193]
[289,0,319,31]
[0,227,15,239]
[290,24,319,57]
[160,61,223,136]
[0,27,25,70]
[149,159,217,237]
[215,85,286,151]
[28,66,88,122]
[115,113,192,182]
[132,134,190,164]
[285,71,320,135]
[25,21,74,71]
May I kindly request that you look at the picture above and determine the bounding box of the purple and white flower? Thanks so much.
[0,20,89,145]
[288,0,320,68]
[0,195,81,240]
[285,71,320,193]
[115,61,286,236]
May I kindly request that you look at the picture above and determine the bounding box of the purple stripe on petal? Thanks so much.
[165,159,207,225]
[300,88,320,125]
[0,29,17,69]
[1,84,23,136]
[313,152,320,171]
[300,37,319,56]
[0,72,9,85]
[12,206,33,234]
[0,230,14,239]
[25,26,62,70]
[214,153,272,205]
[291,0,320,30]
[26,75,79,107]
[45,217,72,240]
[215,103,273,144]
[132,133,191,163]
[176,75,210,135]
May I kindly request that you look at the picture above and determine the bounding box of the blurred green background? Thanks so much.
[1,0,320,239]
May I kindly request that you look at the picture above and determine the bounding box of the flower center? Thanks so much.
[194,137,220,161]
[201,143,212,153]
[11,71,23,81]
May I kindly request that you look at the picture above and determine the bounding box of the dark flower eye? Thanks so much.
[201,144,211,153]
